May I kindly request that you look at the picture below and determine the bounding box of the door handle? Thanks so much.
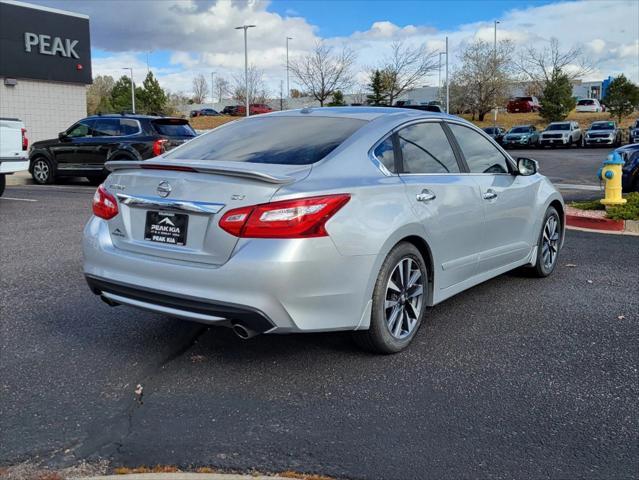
[416,189,436,202]
[482,189,498,200]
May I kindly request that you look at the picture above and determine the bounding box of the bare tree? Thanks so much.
[165,91,191,116]
[213,76,230,103]
[452,39,515,121]
[87,75,115,114]
[192,74,209,104]
[232,65,270,105]
[289,42,356,106]
[516,38,593,93]
[378,41,439,105]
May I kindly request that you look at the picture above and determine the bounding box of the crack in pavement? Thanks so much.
[53,324,209,466]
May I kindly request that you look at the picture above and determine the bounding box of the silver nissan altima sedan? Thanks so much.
[84,107,564,353]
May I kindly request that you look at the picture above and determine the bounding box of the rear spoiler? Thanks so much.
[105,161,295,185]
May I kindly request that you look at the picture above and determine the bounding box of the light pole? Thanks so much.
[286,36,293,98]
[235,24,256,117]
[438,52,445,104]
[493,20,500,128]
[123,67,135,114]
[445,36,449,114]
[211,71,216,105]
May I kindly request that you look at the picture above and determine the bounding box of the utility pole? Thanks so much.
[280,80,284,111]
[438,52,445,104]
[235,24,256,117]
[493,20,500,128]
[286,36,293,98]
[211,71,216,105]
[123,67,135,114]
[445,37,449,114]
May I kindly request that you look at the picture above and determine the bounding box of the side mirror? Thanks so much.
[517,157,538,176]
[58,132,69,141]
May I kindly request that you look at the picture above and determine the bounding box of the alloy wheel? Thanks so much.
[33,160,49,183]
[384,257,424,340]
[541,214,560,270]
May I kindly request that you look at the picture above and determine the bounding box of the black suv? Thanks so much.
[28,114,197,184]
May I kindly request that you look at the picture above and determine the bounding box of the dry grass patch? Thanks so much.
[113,465,179,474]
[190,115,237,131]
[462,110,636,131]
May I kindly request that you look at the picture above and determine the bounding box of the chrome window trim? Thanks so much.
[368,117,519,177]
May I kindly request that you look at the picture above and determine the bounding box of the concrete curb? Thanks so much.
[78,474,293,480]
[565,206,639,235]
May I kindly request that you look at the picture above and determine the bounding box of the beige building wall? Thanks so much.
[0,78,86,143]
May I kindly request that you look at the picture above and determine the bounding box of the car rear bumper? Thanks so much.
[0,158,28,174]
[83,217,376,333]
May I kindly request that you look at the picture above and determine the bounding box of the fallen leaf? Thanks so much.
[587,280,593,284]
[565,263,577,267]
[618,315,625,320]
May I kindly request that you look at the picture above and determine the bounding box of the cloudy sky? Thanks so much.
[29,0,639,97]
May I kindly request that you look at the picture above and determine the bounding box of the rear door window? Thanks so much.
[397,122,460,174]
[93,119,122,137]
[66,120,94,138]
[164,116,367,165]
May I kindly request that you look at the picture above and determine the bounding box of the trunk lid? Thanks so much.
[103,161,311,265]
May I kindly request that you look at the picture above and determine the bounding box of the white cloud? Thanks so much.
[36,0,639,95]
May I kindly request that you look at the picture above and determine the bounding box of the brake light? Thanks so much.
[21,128,28,151]
[92,184,119,220]
[219,194,350,238]
[152,138,169,156]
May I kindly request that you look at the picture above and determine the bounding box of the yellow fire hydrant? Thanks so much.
[599,152,627,206]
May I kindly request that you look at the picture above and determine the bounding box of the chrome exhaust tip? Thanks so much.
[100,295,120,307]
[232,323,257,340]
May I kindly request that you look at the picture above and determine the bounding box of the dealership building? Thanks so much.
[0,0,91,142]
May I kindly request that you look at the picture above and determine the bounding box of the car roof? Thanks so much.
[267,106,458,122]
[511,124,533,128]
[591,120,614,125]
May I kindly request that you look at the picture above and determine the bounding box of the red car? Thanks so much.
[250,104,273,115]
[507,96,540,113]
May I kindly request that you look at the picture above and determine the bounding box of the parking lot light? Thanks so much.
[235,25,256,117]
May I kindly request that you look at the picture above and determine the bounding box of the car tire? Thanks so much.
[353,242,428,354]
[31,156,55,184]
[529,206,561,278]
[0,173,5,197]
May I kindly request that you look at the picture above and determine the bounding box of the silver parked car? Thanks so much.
[84,108,565,353]
[539,121,582,148]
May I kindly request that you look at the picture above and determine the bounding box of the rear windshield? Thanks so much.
[578,99,595,105]
[152,119,196,137]
[164,116,367,165]
[510,127,531,133]
[483,127,497,134]
[590,122,614,130]
[514,97,532,102]
[546,123,570,131]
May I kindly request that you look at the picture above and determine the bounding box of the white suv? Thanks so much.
[539,121,583,148]
[0,118,28,196]
[576,98,603,113]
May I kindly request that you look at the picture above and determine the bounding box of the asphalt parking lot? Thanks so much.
[1,167,637,479]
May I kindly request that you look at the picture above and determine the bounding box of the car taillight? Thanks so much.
[219,194,351,238]
[21,128,28,151]
[92,184,119,220]
[153,138,169,156]
[140,164,196,172]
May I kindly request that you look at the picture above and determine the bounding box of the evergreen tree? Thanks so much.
[539,69,576,122]
[603,74,639,124]
[137,72,168,114]
[328,90,346,106]
[367,70,388,105]
[110,75,135,113]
